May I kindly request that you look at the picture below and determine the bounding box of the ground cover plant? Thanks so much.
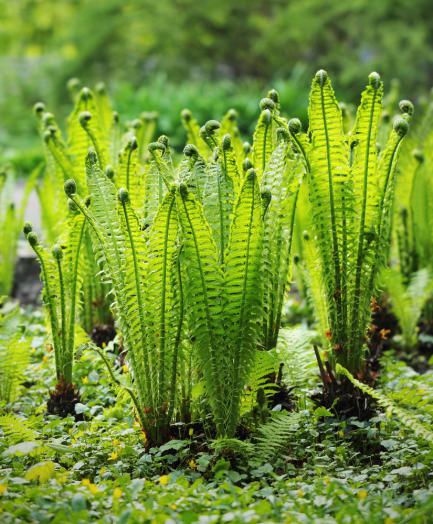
[1,70,433,523]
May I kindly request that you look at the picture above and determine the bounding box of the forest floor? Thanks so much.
[1,308,433,523]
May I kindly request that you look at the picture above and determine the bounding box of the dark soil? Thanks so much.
[91,323,116,348]
[312,348,377,420]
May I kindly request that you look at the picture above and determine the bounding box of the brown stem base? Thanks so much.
[47,379,81,418]
[312,347,377,420]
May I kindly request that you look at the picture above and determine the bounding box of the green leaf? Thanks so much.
[25,461,56,483]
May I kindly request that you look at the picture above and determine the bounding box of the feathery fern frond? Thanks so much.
[176,183,227,435]
[224,170,263,434]
[255,411,302,461]
[381,268,433,348]
[241,349,279,415]
[276,326,319,390]
[202,159,235,264]
[0,414,39,444]
[337,364,433,446]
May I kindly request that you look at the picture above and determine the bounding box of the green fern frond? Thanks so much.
[261,134,301,349]
[276,326,319,390]
[291,71,408,375]
[67,88,102,191]
[202,160,235,264]
[253,99,278,178]
[144,188,181,424]
[241,349,279,414]
[337,364,433,446]
[176,183,227,435]
[255,411,302,461]
[0,414,39,444]
[224,170,263,434]
[381,267,433,348]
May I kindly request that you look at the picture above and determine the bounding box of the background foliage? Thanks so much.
[1,0,433,168]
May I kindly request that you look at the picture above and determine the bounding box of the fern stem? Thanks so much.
[261,121,270,175]
[126,147,133,192]
[84,127,104,170]
[217,167,226,264]
[56,256,68,382]
[167,252,185,423]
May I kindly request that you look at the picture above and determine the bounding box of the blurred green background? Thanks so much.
[1,0,433,172]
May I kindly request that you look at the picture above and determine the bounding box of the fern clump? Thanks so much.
[391,92,433,331]
[56,83,302,441]
[24,215,85,415]
[290,70,409,377]
[67,152,183,445]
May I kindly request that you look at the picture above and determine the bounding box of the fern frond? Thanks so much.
[241,349,279,415]
[176,184,227,435]
[276,326,319,390]
[381,268,433,348]
[308,70,349,352]
[116,137,142,210]
[67,88,101,191]
[144,188,181,422]
[202,159,235,263]
[255,411,302,461]
[253,100,277,178]
[0,414,39,444]
[337,364,433,446]
[0,336,30,404]
[224,170,263,434]
[261,135,301,349]
[348,74,383,354]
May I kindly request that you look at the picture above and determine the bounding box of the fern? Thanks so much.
[241,349,279,415]
[275,326,319,391]
[0,414,39,444]
[337,364,433,446]
[393,98,433,326]
[0,168,38,296]
[25,211,85,388]
[290,70,409,375]
[0,305,30,404]
[255,411,302,461]
[381,268,433,349]
[260,131,301,350]
[176,183,227,435]
[67,152,182,445]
